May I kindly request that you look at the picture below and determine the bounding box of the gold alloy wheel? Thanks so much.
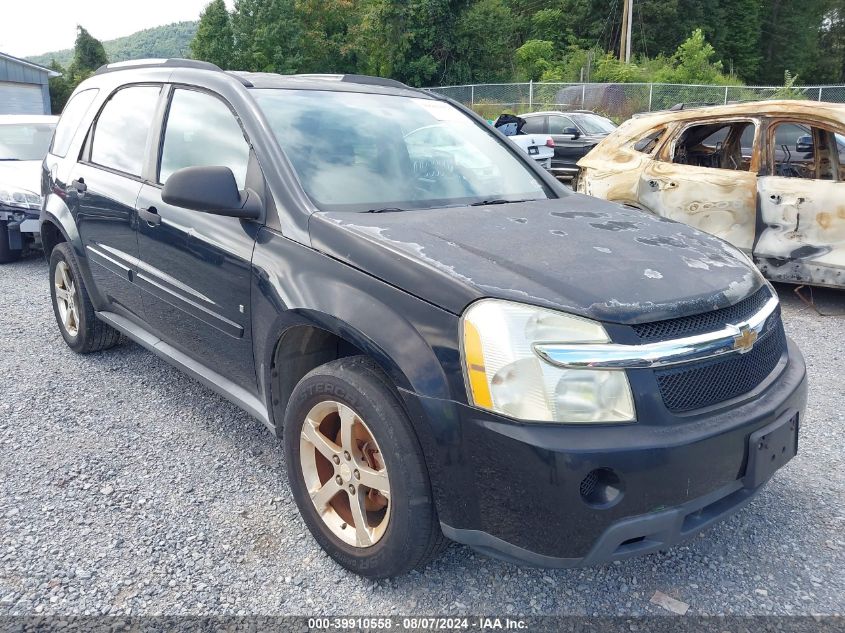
[54,260,80,338]
[299,400,391,547]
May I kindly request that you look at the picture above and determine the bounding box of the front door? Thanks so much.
[754,121,845,286]
[638,118,760,252]
[72,84,162,321]
[548,114,585,173]
[135,87,259,390]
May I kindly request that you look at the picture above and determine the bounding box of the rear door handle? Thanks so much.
[648,179,678,190]
[137,206,161,226]
[71,178,87,194]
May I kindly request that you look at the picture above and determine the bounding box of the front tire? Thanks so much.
[49,243,121,353]
[284,356,446,578]
[0,220,22,264]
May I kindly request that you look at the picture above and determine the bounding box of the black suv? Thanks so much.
[41,59,807,579]
[521,110,617,179]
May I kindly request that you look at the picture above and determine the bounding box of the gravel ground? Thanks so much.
[0,251,843,617]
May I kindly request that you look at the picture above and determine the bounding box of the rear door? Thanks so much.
[638,118,760,252]
[135,86,260,390]
[755,119,845,286]
[71,84,162,320]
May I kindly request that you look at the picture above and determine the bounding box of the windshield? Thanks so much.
[0,122,56,161]
[253,90,549,212]
[575,114,616,136]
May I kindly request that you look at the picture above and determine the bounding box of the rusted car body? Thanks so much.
[576,100,845,288]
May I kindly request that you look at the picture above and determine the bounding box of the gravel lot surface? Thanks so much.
[1,252,843,617]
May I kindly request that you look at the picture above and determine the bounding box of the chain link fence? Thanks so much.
[424,82,845,121]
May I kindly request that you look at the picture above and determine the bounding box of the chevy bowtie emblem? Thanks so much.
[732,324,758,354]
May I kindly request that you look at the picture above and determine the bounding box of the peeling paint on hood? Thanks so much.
[310,194,765,324]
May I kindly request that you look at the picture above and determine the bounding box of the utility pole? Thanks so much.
[619,0,633,63]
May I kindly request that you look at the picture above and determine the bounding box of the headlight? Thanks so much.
[461,299,635,423]
[0,182,41,211]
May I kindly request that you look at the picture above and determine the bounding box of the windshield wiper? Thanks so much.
[0,158,21,161]
[366,207,406,213]
[469,198,530,206]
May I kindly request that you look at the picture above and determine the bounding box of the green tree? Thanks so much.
[592,53,648,83]
[813,0,845,82]
[69,26,108,80]
[191,0,234,68]
[232,0,302,73]
[757,0,828,84]
[355,0,466,86]
[771,70,808,99]
[47,60,73,113]
[48,27,109,112]
[655,28,733,84]
[296,0,362,73]
[514,39,556,81]
[452,0,515,83]
[708,0,762,81]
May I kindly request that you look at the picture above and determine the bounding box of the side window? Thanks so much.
[90,86,161,177]
[633,127,665,154]
[548,116,576,135]
[159,89,250,188]
[50,89,99,158]
[521,117,545,134]
[772,122,841,181]
[671,121,756,171]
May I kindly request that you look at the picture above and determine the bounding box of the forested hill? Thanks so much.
[27,21,198,68]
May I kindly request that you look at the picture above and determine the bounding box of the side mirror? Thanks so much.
[563,126,581,139]
[796,135,814,154]
[162,166,261,219]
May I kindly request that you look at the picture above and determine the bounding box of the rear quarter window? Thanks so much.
[50,89,99,158]
[633,127,666,154]
[89,85,161,177]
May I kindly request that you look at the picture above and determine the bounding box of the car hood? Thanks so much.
[0,161,42,196]
[310,195,765,324]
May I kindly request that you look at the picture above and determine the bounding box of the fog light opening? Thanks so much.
[580,468,624,508]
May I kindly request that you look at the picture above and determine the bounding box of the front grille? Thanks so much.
[632,287,772,342]
[655,309,786,413]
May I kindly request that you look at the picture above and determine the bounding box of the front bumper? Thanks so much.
[405,338,807,568]
[0,208,40,248]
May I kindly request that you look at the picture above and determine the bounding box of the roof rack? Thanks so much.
[668,102,719,111]
[94,58,222,76]
[633,102,722,118]
[91,62,413,92]
[293,73,411,90]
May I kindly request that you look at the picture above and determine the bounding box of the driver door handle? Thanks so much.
[137,206,161,226]
[71,178,87,194]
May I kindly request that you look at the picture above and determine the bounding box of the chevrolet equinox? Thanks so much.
[40,59,807,578]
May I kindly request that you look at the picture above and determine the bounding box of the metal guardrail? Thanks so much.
[424,82,845,119]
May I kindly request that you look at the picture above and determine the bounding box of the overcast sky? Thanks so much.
[2,0,232,58]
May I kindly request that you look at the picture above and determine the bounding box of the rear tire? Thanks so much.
[0,220,22,264]
[284,355,446,578]
[49,243,122,354]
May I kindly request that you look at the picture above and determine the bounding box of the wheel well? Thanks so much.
[270,325,367,432]
[40,221,66,258]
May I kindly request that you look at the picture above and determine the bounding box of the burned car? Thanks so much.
[576,101,845,288]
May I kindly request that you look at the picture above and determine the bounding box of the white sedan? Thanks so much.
[0,115,58,263]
